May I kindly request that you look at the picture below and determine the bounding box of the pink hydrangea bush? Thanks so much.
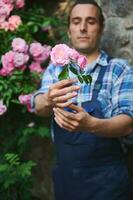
[0,0,24,31]
[0,37,51,114]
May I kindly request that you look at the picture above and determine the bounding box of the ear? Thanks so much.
[67,30,71,39]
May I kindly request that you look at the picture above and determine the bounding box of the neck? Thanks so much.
[83,50,100,65]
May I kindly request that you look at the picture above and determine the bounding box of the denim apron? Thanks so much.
[52,62,131,200]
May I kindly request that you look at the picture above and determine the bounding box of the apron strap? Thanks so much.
[92,55,113,101]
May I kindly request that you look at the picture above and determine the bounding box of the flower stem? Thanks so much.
[77,86,82,107]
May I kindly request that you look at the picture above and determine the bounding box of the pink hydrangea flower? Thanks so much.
[29,62,43,73]
[18,94,33,112]
[50,44,70,66]
[0,100,7,115]
[14,52,29,67]
[8,15,22,31]
[77,55,87,69]
[1,50,15,73]
[12,38,28,53]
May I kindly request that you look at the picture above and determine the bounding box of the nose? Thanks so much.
[80,21,87,32]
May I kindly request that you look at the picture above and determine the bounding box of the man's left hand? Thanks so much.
[53,103,94,132]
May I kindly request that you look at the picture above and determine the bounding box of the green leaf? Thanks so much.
[19,161,36,178]
[86,74,92,84]
[82,75,92,84]
[58,66,68,80]
[5,153,20,166]
[37,126,50,137]
[42,20,51,27]
[0,164,8,172]
[33,25,38,33]
[77,75,83,83]
[69,66,78,75]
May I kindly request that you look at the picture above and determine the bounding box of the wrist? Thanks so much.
[44,93,54,108]
[87,116,103,133]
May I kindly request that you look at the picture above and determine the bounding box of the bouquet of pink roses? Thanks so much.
[50,44,92,84]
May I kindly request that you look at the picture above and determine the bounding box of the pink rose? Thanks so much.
[50,44,71,66]
[33,45,51,63]
[15,0,25,9]
[19,65,26,71]
[0,0,13,24]
[0,1,13,18]
[29,42,44,58]
[1,51,15,73]
[0,15,7,23]
[29,62,43,73]
[0,67,12,76]
[2,0,14,4]
[0,100,7,115]
[14,52,29,67]
[18,94,32,112]
[0,21,9,31]
[69,48,80,61]
[77,55,87,69]
[12,38,28,53]
[8,15,22,31]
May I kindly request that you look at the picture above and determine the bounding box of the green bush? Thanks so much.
[0,0,67,199]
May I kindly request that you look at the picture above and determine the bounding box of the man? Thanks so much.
[32,0,133,199]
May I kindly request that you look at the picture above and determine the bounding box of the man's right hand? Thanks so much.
[47,79,80,108]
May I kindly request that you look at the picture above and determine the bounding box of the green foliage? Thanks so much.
[0,0,67,199]
[58,65,69,80]
[0,153,36,200]
[59,64,92,84]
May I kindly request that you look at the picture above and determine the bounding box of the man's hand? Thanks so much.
[53,104,94,132]
[53,103,133,137]
[47,79,80,108]
[34,79,80,117]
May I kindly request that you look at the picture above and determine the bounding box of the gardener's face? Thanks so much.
[68,4,103,55]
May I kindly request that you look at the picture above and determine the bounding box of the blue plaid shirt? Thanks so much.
[32,50,133,119]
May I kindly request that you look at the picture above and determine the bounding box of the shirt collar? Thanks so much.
[96,50,109,66]
[85,50,109,73]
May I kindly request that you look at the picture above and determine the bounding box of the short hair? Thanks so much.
[68,0,105,28]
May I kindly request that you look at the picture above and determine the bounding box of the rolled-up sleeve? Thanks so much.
[31,63,58,110]
[111,64,133,118]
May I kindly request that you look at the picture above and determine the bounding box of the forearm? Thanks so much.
[90,114,133,138]
[34,93,53,117]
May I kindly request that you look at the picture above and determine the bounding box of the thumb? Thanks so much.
[68,103,83,112]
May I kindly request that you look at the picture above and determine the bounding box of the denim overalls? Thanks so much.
[52,61,131,200]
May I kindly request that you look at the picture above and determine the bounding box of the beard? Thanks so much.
[69,37,101,56]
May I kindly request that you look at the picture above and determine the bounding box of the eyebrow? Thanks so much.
[71,16,97,21]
